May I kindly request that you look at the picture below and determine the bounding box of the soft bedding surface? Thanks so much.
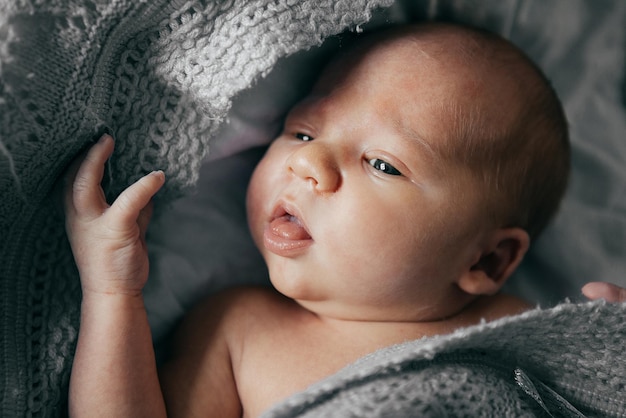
[1,0,625,416]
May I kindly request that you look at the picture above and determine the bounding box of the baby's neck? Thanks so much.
[301,292,531,346]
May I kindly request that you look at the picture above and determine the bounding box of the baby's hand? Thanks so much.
[65,134,165,297]
[582,282,626,303]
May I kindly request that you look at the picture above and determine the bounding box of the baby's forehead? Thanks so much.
[321,43,469,124]
[334,24,531,88]
[312,24,540,142]
[343,26,476,66]
[315,32,469,99]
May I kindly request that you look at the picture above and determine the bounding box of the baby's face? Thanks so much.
[246,38,494,322]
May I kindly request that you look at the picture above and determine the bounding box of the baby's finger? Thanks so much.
[109,171,165,231]
[64,150,86,216]
[137,200,154,239]
[71,134,115,218]
[582,282,626,303]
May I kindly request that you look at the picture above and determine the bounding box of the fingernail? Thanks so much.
[99,133,112,142]
[150,170,165,180]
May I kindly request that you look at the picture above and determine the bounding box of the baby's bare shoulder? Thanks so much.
[178,286,301,346]
[159,286,298,417]
[466,293,532,324]
[215,285,299,321]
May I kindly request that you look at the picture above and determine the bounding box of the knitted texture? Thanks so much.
[264,301,626,418]
[0,0,391,416]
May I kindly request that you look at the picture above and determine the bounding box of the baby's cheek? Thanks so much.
[245,178,268,246]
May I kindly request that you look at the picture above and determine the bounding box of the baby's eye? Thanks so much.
[295,133,314,141]
[369,158,402,176]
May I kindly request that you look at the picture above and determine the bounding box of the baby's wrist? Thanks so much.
[76,266,148,299]
[78,289,150,338]
[80,287,146,310]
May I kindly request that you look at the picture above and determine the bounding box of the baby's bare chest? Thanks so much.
[233,323,376,418]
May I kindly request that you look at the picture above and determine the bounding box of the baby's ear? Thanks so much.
[457,228,530,296]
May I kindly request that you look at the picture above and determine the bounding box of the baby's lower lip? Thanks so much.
[263,215,313,256]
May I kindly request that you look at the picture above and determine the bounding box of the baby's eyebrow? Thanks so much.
[288,93,325,114]
[393,119,438,158]
[391,118,448,179]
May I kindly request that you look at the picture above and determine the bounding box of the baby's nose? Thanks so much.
[287,142,341,193]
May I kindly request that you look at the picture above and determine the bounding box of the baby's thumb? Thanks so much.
[138,201,154,239]
[110,170,165,231]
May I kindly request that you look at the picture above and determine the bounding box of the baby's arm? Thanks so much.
[159,290,243,417]
[65,135,166,417]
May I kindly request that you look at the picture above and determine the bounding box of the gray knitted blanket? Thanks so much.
[263,301,626,417]
[1,0,624,417]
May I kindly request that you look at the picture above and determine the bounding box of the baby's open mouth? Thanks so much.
[269,213,312,241]
[263,205,313,256]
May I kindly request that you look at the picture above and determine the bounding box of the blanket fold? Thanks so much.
[263,302,626,417]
